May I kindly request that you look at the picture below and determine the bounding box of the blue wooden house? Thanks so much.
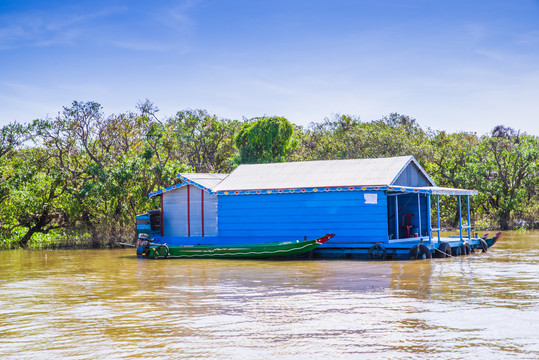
[137,156,488,259]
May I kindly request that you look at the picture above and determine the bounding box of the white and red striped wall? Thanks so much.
[161,185,218,237]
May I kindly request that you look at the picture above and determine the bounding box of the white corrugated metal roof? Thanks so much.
[213,156,429,192]
[178,173,228,189]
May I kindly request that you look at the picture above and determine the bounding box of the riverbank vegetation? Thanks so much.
[1,101,538,249]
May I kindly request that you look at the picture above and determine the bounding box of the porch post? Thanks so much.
[436,195,441,242]
[466,195,471,240]
[417,193,422,237]
[427,194,432,241]
[395,195,399,239]
[458,195,462,240]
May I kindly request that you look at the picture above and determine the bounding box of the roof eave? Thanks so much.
[148,174,219,198]
[214,185,478,196]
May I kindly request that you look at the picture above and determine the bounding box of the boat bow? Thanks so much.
[316,233,335,244]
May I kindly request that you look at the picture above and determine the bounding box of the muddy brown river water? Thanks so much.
[1,231,538,359]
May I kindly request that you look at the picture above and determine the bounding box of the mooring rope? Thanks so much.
[434,247,453,258]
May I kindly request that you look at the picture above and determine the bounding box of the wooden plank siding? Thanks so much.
[163,186,188,237]
[189,187,203,237]
[393,162,432,187]
[163,185,218,237]
[202,189,218,236]
[218,191,389,245]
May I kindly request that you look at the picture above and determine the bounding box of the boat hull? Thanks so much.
[139,233,335,259]
[484,231,502,248]
[313,232,503,260]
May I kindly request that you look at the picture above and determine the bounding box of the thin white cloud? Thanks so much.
[158,0,199,30]
[0,7,125,50]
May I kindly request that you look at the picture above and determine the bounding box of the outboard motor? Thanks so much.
[136,233,150,256]
[136,233,150,247]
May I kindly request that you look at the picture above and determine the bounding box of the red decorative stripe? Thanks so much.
[201,189,204,237]
[187,185,191,237]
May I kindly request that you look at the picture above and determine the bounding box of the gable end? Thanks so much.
[391,160,435,187]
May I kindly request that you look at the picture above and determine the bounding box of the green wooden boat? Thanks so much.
[139,233,335,259]
[482,231,503,250]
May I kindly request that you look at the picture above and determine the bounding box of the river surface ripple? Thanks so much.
[1,231,538,359]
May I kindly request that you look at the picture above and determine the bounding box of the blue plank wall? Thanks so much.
[218,190,389,246]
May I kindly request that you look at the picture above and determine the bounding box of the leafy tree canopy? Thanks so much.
[235,116,297,164]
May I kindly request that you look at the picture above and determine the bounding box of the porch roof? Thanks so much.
[388,186,478,196]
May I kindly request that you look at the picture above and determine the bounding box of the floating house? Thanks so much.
[137,156,500,260]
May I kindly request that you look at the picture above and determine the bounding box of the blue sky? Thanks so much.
[1,0,539,135]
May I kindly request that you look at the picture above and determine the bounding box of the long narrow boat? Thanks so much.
[137,233,335,259]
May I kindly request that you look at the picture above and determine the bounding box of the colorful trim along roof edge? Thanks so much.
[214,186,477,196]
[149,184,478,198]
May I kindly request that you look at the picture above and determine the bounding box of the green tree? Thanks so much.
[235,116,296,164]
[1,122,34,244]
[32,101,154,245]
[1,148,71,248]
[167,109,239,172]
[292,113,432,163]
[1,122,28,159]
[427,131,480,227]
[1,123,24,201]
[471,126,539,230]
